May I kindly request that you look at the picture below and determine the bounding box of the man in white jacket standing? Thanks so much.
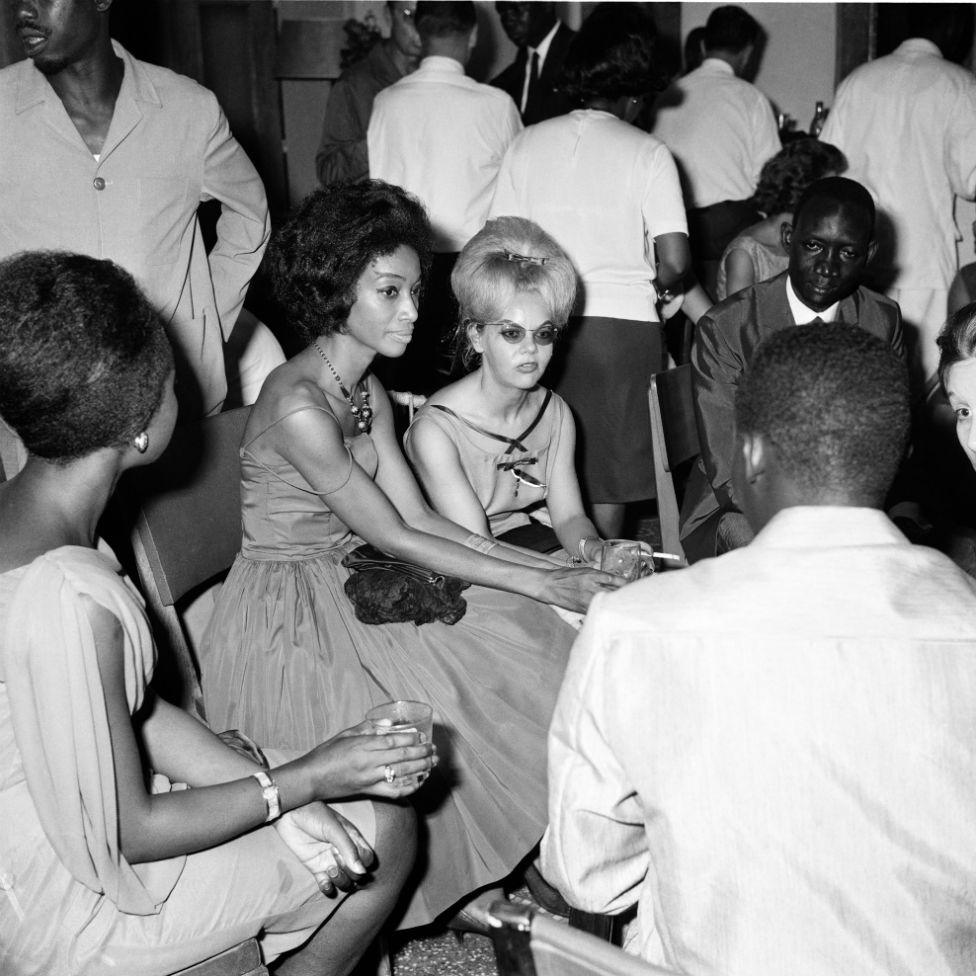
[821,4,976,392]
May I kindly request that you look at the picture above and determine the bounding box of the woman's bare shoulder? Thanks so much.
[246,364,336,437]
[423,373,477,410]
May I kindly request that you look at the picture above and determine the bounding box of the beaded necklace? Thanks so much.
[313,340,373,434]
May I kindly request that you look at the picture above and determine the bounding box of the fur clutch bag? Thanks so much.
[341,544,470,626]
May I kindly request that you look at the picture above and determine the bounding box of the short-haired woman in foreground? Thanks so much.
[0,252,431,976]
[405,217,605,563]
[199,182,620,930]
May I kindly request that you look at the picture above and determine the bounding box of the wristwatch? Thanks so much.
[251,769,281,822]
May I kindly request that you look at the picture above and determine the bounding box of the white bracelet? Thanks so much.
[578,537,599,564]
[465,532,498,555]
[251,769,281,823]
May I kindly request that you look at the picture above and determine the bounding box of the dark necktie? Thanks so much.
[524,50,540,116]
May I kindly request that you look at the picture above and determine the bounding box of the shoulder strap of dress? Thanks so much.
[429,388,552,455]
[241,404,354,496]
[517,388,553,445]
[241,403,341,454]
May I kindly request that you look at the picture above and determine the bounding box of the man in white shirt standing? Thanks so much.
[544,322,976,976]
[820,4,976,393]
[368,0,521,393]
[653,6,780,297]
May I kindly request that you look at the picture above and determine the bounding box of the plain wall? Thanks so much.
[680,2,837,131]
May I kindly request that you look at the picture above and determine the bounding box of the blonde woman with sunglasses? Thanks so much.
[405,217,605,566]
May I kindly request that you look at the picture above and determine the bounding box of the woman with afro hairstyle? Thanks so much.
[199,181,620,931]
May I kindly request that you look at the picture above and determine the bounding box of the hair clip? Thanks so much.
[503,250,548,266]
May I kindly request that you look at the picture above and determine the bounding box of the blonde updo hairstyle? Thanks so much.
[451,216,577,371]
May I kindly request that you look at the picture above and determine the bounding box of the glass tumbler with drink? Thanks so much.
[366,700,435,788]
[599,539,656,582]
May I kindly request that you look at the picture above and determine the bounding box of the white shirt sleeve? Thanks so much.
[748,93,782,189]
[488,139,522,218]
[201,95,271,341]
[643,143,689,240]
[542,597,649,915]
[946,85,976,201]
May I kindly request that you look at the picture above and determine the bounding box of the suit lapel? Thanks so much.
[836,289,860,328]
[539,23,573,85]
[756,272,795,328]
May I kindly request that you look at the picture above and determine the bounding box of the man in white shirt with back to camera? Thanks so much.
[820,3,976,392]
[653,5,780,297]
[368,0,521,394]
[544,323,976,976]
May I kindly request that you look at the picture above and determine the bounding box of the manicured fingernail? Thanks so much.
[351,860,366,874]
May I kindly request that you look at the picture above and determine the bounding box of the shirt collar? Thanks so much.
[14,40,161,114]
[896,38,943,59]
[785,275,839,324]
[418,55,465,75]
[752,506,907,551]
[529,20,560,67]
[699,57,736,77]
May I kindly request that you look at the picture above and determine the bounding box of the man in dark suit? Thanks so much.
[680,177,904,561]
[492,2,575,125]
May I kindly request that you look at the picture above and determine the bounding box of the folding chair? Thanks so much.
[127,407,250,717]
[648,365,700,566]
[489,901,678,976]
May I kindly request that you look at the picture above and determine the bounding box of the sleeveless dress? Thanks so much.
[199,406,577,927]
[0,547,353,975]
[716,233,788,300]
[403,389,568,539]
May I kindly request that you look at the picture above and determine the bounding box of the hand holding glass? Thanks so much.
[599,540,655,582]
[366,700,435,788]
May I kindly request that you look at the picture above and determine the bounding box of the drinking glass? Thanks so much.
[366,700,434,744]
[599,540,655,582]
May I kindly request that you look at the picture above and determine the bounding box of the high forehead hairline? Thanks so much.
[367,252,420,279]
[795,202,872,236]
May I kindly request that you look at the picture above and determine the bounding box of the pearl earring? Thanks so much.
[133,431,149,454]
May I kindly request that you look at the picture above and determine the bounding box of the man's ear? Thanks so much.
[741,431,766,484]
[866,238,878,264]
[737,42,755,75]
[469,25,479,52]
[780,222,793,253]
[95,0,114,12]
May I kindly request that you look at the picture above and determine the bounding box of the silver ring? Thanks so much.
[384,764,396,785]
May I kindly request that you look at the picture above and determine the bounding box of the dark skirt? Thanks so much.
[552,315,664,503]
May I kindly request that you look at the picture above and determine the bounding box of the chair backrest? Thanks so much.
[648,365,699,566]
[489,901,679,976]
[169,938,267,976]
[127,407,250,715]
